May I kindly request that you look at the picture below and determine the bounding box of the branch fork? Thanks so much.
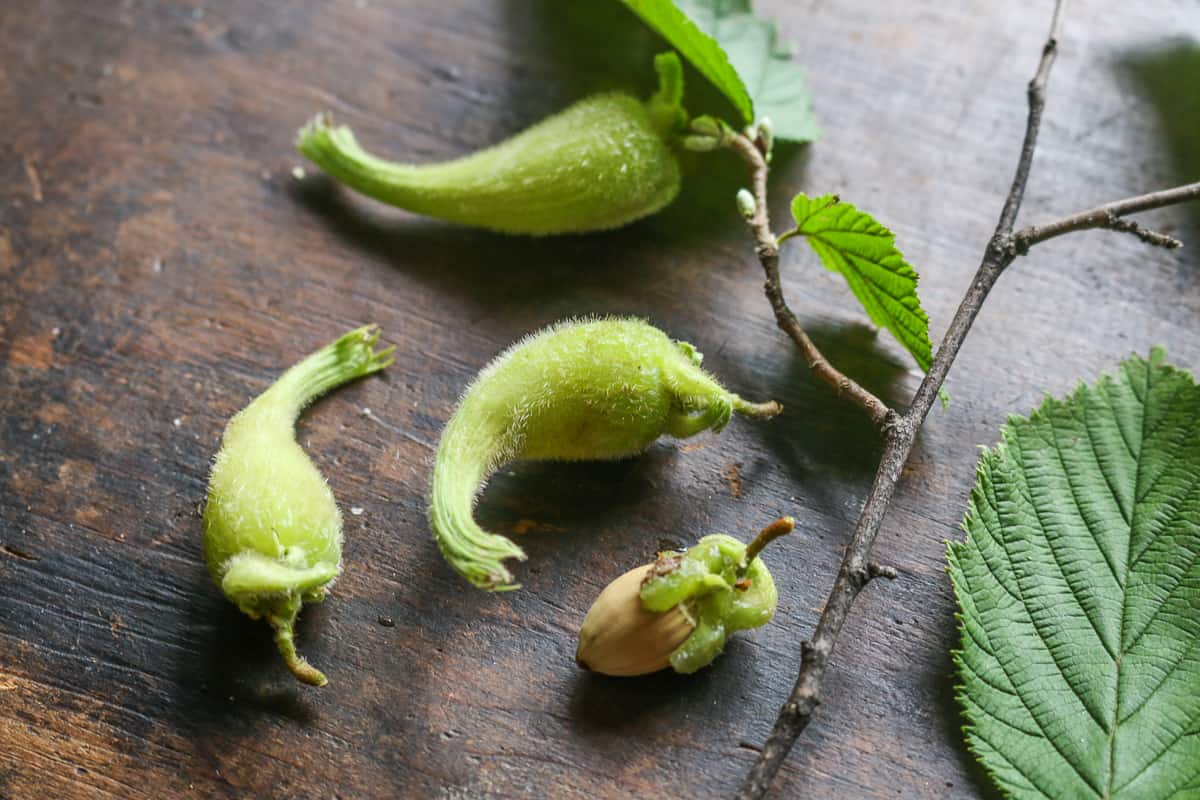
[720,2,1200,796]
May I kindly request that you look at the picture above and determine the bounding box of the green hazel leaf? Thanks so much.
[621,0,753,124]
[620,0,819,142]
[786,194,934,372]
[674,0,820,143]
[948,348,1200,799]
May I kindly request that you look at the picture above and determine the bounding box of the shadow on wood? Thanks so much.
[1118,38,1200,236]
[287,175,686,314]
[174,577,322,725]
[927,616,1007,800]
[715,317,909,489]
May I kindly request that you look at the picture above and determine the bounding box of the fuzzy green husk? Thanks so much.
[641,534,778,674]
[296,55,689,235]
[429,318,779,591]
[203,325,393,686]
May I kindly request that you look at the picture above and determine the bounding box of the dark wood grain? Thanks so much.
[2,2,1198,798]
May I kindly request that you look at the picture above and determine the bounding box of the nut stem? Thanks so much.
[269,612,328,687]
[735,398,783,418]
[741,517,795,575]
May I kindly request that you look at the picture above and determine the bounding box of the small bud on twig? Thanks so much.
[756,117,774,163]
[683,135,721,152]
[691,116,724,137]
[737,188,757,220]
[686,115,734,152]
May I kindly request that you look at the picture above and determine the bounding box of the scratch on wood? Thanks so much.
[23,156,43,202]
[512,519,566,535]
[1,543,39,561]
[724,462,743,498]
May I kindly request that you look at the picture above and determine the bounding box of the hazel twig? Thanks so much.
[709,123,894,430]
[733,1,1200,796]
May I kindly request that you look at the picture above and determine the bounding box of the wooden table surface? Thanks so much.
[2,2,1198,798]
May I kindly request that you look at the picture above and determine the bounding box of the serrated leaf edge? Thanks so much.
[786,193,934,372]
[682,0,821,142]
[946,349,1196,800]
[621,0,755,124]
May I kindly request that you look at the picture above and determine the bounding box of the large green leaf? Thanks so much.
[949,349,1200,798]
[786,194,933,371]
[620,0,819,142]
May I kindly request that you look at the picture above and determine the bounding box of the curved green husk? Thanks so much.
[296,54,688,235]
[429,317,780,591]
[203,325,393,686]
[642,532,780,673]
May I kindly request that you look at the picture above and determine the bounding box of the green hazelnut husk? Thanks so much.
[297,52,691,236]
[428,317,781,592]
[202,325,393,686]
[577,518,794,676]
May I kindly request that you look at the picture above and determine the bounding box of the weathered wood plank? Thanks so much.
[1,1,1197,797]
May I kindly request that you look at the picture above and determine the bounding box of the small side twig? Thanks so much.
[866,561,898,581]
[1013,181,1200,251]
[1100,215,1182,250]
[22,156,43,203]
[722,133,894,430]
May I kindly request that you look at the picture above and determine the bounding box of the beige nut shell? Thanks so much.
[576,564,695,677]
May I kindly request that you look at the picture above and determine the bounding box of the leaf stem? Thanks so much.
[775,229,799,245]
